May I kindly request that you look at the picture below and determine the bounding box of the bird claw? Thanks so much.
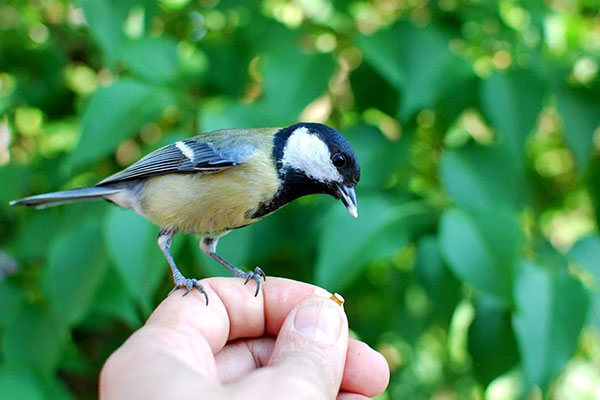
[169,277,209,305]
[238,267,266,297]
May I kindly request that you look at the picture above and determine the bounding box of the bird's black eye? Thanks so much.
[332,153,346,168]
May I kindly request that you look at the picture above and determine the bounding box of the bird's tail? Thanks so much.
[10,186,122,208]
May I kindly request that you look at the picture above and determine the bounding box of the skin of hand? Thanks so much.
[100,277,390,400]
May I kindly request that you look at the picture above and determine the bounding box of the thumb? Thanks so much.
[267,291,349,399]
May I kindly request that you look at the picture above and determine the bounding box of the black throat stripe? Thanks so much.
[247,126,330,219]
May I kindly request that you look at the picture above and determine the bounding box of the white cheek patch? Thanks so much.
[281,127,342,183]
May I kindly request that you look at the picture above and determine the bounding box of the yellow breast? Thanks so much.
[139,150,280,234]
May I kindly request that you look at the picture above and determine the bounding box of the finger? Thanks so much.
[342,340,390,397]
[216,337,388,396]
[142,278,318,371]
[230,295,349,399]
[100,326,225,399]
[337,393,371,400]
[209,276,321,339]
[153,277,319,345]
[100,279,342,400]
[104,280,228,384]
[215,338,274,384]
[151,277,319,341]
[145,280,230,358]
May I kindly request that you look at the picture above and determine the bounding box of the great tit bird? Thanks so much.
[10,122,360,303]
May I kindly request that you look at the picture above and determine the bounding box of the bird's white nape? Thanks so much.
[281,126,342,183]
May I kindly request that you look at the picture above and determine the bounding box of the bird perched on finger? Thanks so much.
[10,122,361,303]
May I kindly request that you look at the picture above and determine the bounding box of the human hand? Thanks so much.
[100,277,389,400]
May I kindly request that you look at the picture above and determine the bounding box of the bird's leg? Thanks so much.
[158,228,208,304]
[200,237,265,297]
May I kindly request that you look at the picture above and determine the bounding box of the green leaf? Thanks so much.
[587,292,600,329]
[349,62,398,116]
[357,22,460,120]
[200,49,335,128]
[468,296,518,384]
[415,236,460,319]
[0,282,26,328]
[480,69,545,160]
[512,261,589,389]
[104,207,179,309]
[591,160,600,229]
[569,235,600,329]
[43,376,77,400]
[315,196,430,291]
[0,363,45,400]
[2,306,68,375]
[569,234,600,284]
[439,208,513,302]
[343,124,411,190]
[12,211,61,261]
[43,221,109,325]
[119,37,179,83]
[71,78,174,169]
[440,144,518,212]
[59,337,92,375]
[203,41,253,97]
[356,25,404,88]
[0,165,29,207]
[475,207,521,278]
[91,266,142,328]
[557,87,600,170]
[200,100,276,132]
[81,0,137,65]
[262,48,335,117]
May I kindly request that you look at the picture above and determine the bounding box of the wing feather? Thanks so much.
[97,139,254,186]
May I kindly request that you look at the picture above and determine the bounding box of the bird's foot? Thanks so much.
[233,267,266,297]
[169,277,209,305]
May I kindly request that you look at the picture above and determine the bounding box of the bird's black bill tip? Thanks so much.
[335,184,358,218]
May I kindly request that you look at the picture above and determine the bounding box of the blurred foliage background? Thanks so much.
[1,0,599,398]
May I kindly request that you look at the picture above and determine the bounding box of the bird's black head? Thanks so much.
[270,122,361,217]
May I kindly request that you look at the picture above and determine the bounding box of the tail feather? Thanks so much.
[10,187,122,208]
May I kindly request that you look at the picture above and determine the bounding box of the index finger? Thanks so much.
[146,277,321,353]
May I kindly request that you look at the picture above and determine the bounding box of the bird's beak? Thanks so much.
[335,184,358,218]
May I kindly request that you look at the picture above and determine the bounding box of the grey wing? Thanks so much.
[97,138,255,186]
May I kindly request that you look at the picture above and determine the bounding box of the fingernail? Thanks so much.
[294,299,341,343]
[313,287,332,298]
